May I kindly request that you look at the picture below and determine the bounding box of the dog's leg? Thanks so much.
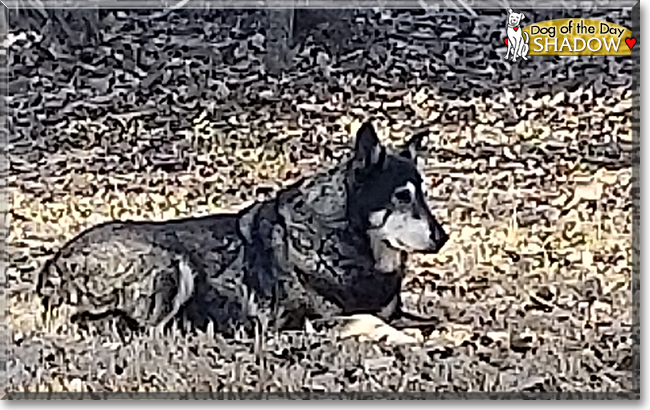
[509,37,517,62]
[155,257,196,334]
[389,308,439,331]
[339,314,423,344]
[381,295,439,332]
[521,35,530,60]
[517,37,525,61]
[506,36,516,61]
[504,18,510,60]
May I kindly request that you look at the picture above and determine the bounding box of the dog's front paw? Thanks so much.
[339,314,423,345]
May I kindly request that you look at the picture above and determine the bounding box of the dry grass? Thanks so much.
[5,8,635,394]
[7,91,634,393]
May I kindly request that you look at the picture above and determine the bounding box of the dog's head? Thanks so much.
[507,8,525,27]
[346,122,448,255]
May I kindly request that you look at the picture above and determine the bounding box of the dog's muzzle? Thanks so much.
[428,224,449,253]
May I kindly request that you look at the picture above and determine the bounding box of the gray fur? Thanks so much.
[37,121,449,336]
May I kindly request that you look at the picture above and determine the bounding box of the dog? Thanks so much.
[36,121,449,338]
[505,8,529,62]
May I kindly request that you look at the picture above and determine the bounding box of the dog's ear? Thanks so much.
[521,13,525,20]
[237,203,262,244]
[508,8,513,13]
[353,122,384,169]
[400,130,429,160]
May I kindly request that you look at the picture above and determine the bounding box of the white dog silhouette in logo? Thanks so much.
[504,8,529,62]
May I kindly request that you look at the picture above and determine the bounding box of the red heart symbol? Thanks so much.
[504,38,508,45]
[514,27,519,31]
[626,38,636,50]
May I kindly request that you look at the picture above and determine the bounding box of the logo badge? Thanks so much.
[504,10,634,60]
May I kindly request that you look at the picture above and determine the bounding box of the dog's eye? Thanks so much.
[395,190,412,203]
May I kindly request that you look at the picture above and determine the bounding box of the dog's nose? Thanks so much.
[436,231,449,250]
[438,233,449,249]
[430,225,449,250]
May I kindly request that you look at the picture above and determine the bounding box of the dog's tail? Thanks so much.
[523,31,529,43]
[36,249,65,311]
[36,249,67,329]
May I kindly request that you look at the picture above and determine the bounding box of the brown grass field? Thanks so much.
[4,8,636,395]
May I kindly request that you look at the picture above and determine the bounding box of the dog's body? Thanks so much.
[37,122,449,336]
[505,8,529,62]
